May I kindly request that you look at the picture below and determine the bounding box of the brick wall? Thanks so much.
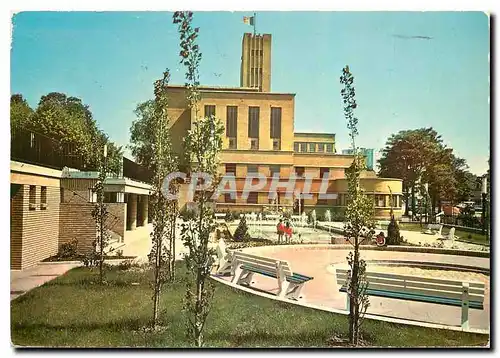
[19,185,60,269]
[107,203,126,242]
[10,184,24,270]
[59,203,97,254]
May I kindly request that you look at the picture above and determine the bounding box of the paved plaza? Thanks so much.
[217,245,490,331]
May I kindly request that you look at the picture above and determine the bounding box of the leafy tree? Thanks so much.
[173,11,224,347]
[17,92,123,174]
[233,215,250,241]
[10,94,33,127]
[379,128,473,217]
[340,66,374,346]
[129,100,156,171]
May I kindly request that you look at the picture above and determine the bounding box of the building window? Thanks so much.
[272,139,281,150]
[326,143,334,153]
[60,187,65,203]
[270,107,282,139]
[300,143,307,152]
[225,163,236,176]
[318,143,325,152]
[250,138,259,150]
[226,106,237,137]
[40,186,47,209]
[224,193,236,204]
[269,165,280,177]
[228,138,237,149]
[375,195,385,207]
[317,197,328,205]
[89,189,97,203]
[29,185,36,210]
[248,107,260,138]
[247,164,258,176]
[308,143,316,152]
[204,105,215,118]
[295,167,305,178]
[320,167,329,178]
[247,192,258,204]
[294,142,299,152]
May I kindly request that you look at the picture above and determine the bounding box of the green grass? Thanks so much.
[383,223,489,246]
[11,265,488,348]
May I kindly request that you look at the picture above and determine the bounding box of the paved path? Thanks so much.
[220,246,490,330]
[10,262,80,301]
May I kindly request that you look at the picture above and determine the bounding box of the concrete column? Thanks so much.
[129,194,137,230]
[141,195,149,227]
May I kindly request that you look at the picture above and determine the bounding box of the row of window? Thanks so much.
[220,193,401,207]
[204,105,282,150]
[224,164,330,178]
[294,142,335,153]
[28,185,48,210]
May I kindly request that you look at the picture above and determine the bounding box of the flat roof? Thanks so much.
[167,84,295,96]
[294,132,336,138]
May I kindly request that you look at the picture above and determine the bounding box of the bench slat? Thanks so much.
[339,285,483,309]
[234,252,293,276]
[336,273,484,297]
[241,264,312,284]
[336,269,484,288]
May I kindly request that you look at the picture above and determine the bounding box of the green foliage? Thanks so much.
[58,239,79,259]
[224,209,234,223]
[129,100,156,171]
[378,127,474,215]
[10,94,33,127]
[233,215,251,242]
[386,216,402,245]
[11,92,122,174]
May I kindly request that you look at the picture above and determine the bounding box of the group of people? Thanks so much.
[276,219,293,244]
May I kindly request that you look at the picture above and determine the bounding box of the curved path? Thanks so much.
[218,245,490,331]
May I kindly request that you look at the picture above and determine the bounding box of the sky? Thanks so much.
[10,11,490,175]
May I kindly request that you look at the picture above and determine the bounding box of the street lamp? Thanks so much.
[481,176,488,237]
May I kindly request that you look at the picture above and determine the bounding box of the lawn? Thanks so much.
[11,265,488,348]
[384,222,489,246]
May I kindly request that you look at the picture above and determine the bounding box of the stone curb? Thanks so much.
[238,244,489,258]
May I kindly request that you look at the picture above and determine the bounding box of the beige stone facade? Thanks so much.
[166,32,403,219]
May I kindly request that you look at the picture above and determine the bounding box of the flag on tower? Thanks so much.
[243,16,254,25]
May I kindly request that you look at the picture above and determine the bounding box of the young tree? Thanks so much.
[90,142,110,284]
[148,69,179,329]
[173,11,224,347]
[340,65,374,345]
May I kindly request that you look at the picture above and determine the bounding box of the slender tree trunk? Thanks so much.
[349,236,360,345]
[99,204,104,283]
[403,188,409,217]
[411,184,416,220]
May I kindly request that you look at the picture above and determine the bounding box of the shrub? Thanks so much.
[233,215,251,242]
[224,209,233,222]
[179,206,196,221]
[386,216,402,245]
[58,239,78,259]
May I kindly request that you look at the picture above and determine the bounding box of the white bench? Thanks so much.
[335,267,485,329]
[231,251,313,300]
[422,223,444,236]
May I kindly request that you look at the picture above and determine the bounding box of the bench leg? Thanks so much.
[461,283,470,330]
[278,280,290,298]
[239,271,255,286]
[231,266,243,284]
[285,282,305,301]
